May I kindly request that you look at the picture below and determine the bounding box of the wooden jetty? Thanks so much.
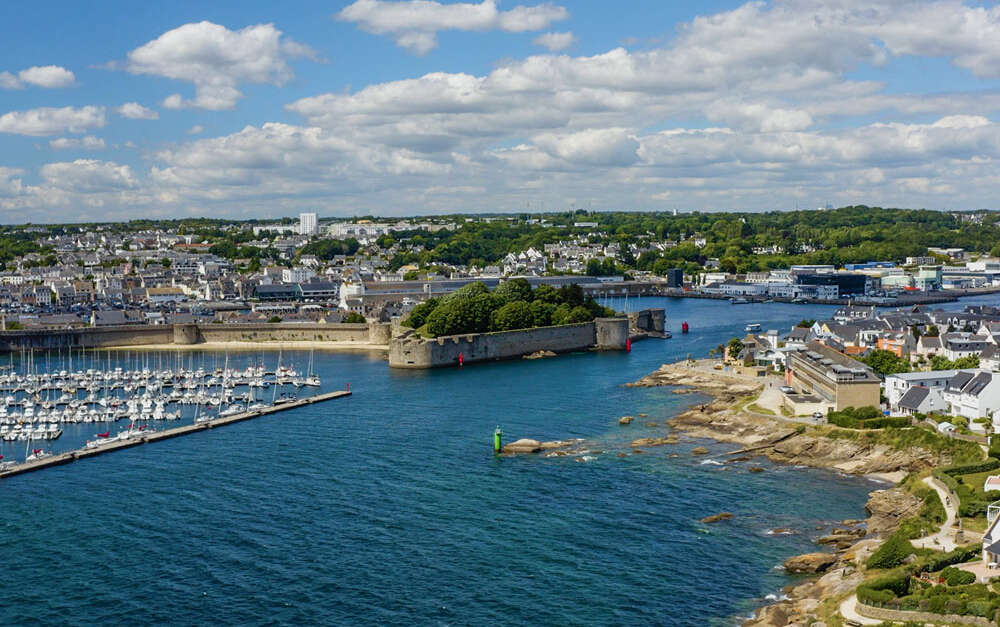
[0,389,351,480]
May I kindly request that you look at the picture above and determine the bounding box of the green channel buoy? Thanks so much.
[494,425,502,454]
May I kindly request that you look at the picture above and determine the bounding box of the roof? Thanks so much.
[898,386,929,410]
[947,371,975,392]
[966,372,993,397]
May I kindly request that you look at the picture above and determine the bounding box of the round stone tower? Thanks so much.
[594,317,629,350]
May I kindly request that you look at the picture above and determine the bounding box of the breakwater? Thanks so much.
[0,389,351,480]
[0,322,392,351]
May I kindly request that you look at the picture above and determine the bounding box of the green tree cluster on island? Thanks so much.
[401,279,616,337]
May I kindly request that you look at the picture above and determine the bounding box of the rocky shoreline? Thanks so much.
[627,360,950,626]
[628,362,953,476]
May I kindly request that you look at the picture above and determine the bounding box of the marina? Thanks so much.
[0,347,345,476]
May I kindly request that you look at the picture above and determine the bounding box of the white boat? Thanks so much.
[745,323,762,333]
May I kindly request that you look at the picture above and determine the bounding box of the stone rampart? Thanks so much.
[388,318,630,368]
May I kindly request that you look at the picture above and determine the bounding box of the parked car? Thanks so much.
[779,385,795,394]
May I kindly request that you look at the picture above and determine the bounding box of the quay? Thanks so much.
[0,389,351,480]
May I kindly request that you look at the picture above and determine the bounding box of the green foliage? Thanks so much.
[529,300,556,327]
[267,316,282,323]
[796,319,815,328]
[861,349,912,376]
[425,293,494,336]
[827,406,908,429]
[297,238,360,260]
[493,278,533,305]
[867,533,915,569]
[5,321,22,330]
[941,567,976,586]
[402,270,419,280]
[828,426,984,465]
[931,354,980,370]
[402,298,439,328]
[921,545,981,572]
[492,301,534,331]
[343,312,366,323]
[727,337,744,357]
[586,257,619,276]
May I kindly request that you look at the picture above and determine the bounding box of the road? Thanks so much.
[838,594,883,626]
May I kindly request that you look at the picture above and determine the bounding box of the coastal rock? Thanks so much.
[629,436,679,447]
[502,439,542,454]
[748,466,765,473]
[700,512,734,523]
[638,413,648,417]
[524,350,557,360]
[691,446,709,455]
[767,528,795,536]
[645,421,658,427]
[618,416,634,425]
[783,553,836,574]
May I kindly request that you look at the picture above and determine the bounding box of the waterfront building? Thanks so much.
[784,341,881,412]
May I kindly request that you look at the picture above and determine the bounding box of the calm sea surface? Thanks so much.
[5,295,1000,625]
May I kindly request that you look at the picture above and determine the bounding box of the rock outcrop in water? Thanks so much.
[783,553,837,574]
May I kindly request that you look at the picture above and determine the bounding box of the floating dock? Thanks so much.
[0,389,351,480]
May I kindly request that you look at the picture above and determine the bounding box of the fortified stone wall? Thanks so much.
[196,323,371,344]
[388,318,630,368]
[0,322,387,351]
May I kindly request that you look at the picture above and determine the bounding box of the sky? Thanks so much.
[2,0,1000,223]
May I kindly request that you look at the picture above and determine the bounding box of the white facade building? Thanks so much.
[299,213,318,236]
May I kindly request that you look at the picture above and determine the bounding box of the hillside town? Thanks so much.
[4,207,1000,332]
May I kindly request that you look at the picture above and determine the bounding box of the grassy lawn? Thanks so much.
[746,403,775,416]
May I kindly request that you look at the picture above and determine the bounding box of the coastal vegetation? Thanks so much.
[825,406,909,429]
[401,280,615,338]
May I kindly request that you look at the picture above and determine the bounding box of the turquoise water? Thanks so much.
[3,296,977,625]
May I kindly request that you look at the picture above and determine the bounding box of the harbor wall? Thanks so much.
[388,317,630,368]
[0,322,387,351]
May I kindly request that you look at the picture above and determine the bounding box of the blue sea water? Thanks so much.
[6,295,993,626]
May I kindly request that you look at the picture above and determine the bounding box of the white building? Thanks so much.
[299,213,318,236]
[941,370,1000,422]
[885,370,966,410]
[282,267,316,284]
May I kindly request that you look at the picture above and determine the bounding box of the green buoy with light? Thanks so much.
[494,425,503,454]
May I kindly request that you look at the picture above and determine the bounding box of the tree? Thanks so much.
[727,337,744,358]
[861,349,911,376]
[343,312,366,323]
[493,278,532,305]
[402,298,439,328]
[492,301,534,331]
[796,319,816,328]
[267,316,282,323]
[925,325,940,337]
[533,284,561,304]
[530,300,556,327]
[425,293,494,336]
[402,270,419,280]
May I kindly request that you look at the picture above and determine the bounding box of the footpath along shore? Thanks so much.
[0,389,351,480]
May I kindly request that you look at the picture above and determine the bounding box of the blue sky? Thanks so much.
[2,0,1000,222]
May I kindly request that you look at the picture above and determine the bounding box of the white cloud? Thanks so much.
[40,159,138,192]
[187,125,205,135]
[0,65,76,89]
[17,65,75,88]
[0,72,23,90]
[49,136,106,150]
[125,21,316,110]
[0,106,105,136]
[338,0,568,54]
[116,102,159,120]
[533,31,575,51]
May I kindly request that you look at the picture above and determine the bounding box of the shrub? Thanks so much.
[942,458,1000,477]
[942,566,977,586]
[966,600,993,617]
[867,533,916,569]
[922,545,981,572]
[343,312,366,323]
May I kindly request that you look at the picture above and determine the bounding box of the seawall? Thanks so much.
[0,322,393,351]
[388,317,629,368]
